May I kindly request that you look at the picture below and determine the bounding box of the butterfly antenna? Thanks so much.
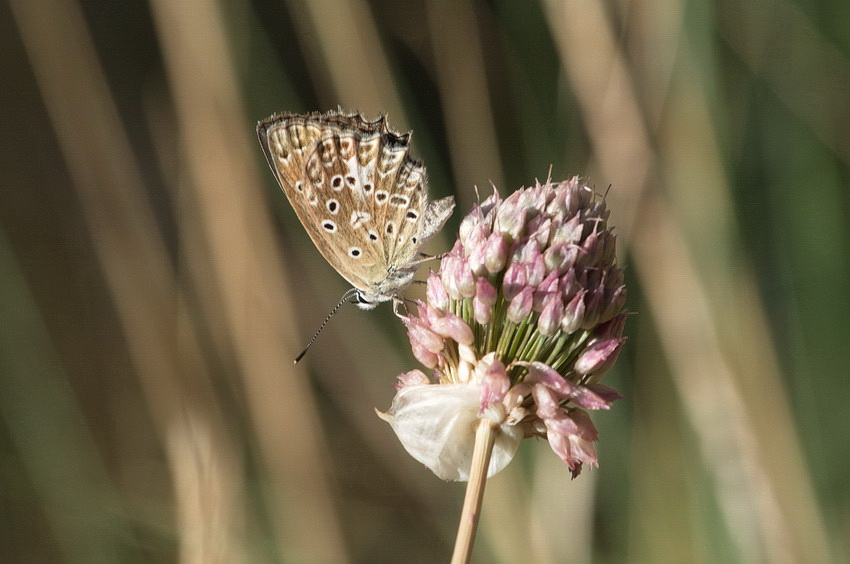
[294,288,359,364]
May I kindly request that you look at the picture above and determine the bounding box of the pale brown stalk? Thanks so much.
[451,418,498,564]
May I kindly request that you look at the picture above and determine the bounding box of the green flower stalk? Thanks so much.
[379,177,628,481]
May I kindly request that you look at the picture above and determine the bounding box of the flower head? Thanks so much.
[378,178,628,481]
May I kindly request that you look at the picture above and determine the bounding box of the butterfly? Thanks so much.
[256,110,455,312]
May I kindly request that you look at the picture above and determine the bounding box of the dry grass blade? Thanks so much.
[148,0,348,560]
[9,0,244,560]
[545,0,832,561]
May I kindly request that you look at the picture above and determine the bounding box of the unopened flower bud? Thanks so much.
[442,254,475,299]
[458,208,484,248]
[473,278,497,324]
[411,341,439,369]
[426,272,450,311]
[405,317,444,354]
[431,312,474,346]
[574,338,624,377]
[396,369,431,389]
[476,353,509,409]
[507,287,533,323]
[484,232,509,273]
[552,215,583,246]
[502,262,527,301]
[537,295,564,336]
[543,243,577,275]
[561,290,586,334]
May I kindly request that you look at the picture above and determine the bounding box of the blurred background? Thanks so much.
[2,0,848,562]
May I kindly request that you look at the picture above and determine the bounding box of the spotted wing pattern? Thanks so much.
[257,110,454,306]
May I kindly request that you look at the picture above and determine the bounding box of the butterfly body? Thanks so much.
[257,110,455,308]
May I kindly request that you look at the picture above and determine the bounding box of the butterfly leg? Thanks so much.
[392,296,411,318]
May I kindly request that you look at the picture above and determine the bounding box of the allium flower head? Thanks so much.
[378,178,628,481]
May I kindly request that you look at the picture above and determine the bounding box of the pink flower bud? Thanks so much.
[442,254,475,299]
[521,361,617,410]
[542,409,581,437]
[479,191,500,216]
[395,369,432,389]
[561,290,586,334]
[477,353,509,409]
[458,207,484,249]
[584,384,623,405]
[495,193,527,239]
[574,338,624,377]
[543,410,599,479]
[534,271,560,310]
[579,230,601,266]
[581,287,604,329]
[467,240,489,276]
[552,215,583,246]
[567,384,617,410]
[537,295,564,336]
[425,272,449,311]
[417,301,443,326]
[484,232,509,274]
[527,253,546,287]
[431,312,474,346]
[502,262,527,301]
[601,231,617,264]
[507,287,533,323]
[543,243,577,275]
[473,278,497,324]
[531,382,561,419]
[405,317,444,354]
[514,238,540,264]
[590,313,627,342]
[601,284,627,323]
[567,408,600,441]
[454,258,476,298]
[560,269,580,301]
[410,341,439,369]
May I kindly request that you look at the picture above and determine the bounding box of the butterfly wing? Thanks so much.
[257,111,454,301]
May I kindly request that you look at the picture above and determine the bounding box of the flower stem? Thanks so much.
[451,418,497,564]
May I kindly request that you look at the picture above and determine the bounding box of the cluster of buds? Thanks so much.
[379,177,628,481]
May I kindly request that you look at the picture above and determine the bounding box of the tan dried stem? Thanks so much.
[451,418,498,564]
